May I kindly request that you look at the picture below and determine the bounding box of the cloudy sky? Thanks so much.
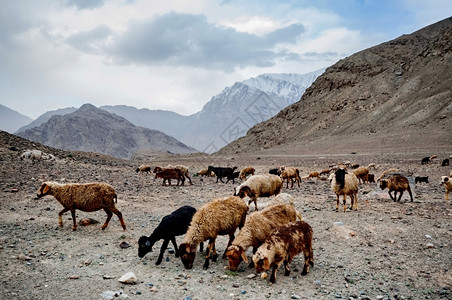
[1,0,451,119]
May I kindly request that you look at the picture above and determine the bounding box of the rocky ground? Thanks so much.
[0,133,451,300]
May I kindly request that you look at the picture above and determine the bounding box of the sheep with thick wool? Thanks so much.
[440,176,451,201]
[178,196,248,270]
[279,166,301,188]
[136,164,151,174]
[154,165,192,185]
[234,174,283,211]
[330,168,359,212]
[226,194,302,271]
[379,175,413,202]
[197,169,215,177]
[36,182,126,231]
[252,220,314,284]
[353,166,369,184]
[239,167,255,181]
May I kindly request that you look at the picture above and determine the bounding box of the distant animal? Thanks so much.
[380,175,413,202]
[239,167,255,181]
[155,168,185,186]
[136,164,151,174]
[415,176,429,184]
[421,157,430,164]
[207,166,238,183]
[441,176,452,201]
[330,168,359,212]
[279,166,301,188]
[36,182,126,231]
[269,168,281,176]
[442,159,449,166]
[234,174,283,211]
[367,174,375,183]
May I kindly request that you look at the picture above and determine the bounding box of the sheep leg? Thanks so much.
[222,233,235,259]
[102,209,113,230]
[109,207,126,230]
[58,207,70,227]
[283,260,291,276]
[407,187,414,202]
[170,237,179,257]
[156,239,170,265]
[336,195,340,212]
[199,242,204,253]
[70,209,77,231]
[388,191,395,201]
[343,195,347,212]
[446,190,449,201]
[398,191,404,202]
[203,239,215,269]
[248,247,257,268]
[186,174,193,185]
[211,242,218,262]
[269,263,278,283]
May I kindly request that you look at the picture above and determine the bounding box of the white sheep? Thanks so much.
[36,182,126,231]
[226,194,302,271]
[330,168,359,212]
[234,174,283,211]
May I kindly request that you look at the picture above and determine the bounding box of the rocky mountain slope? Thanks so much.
[16,107,78,133]
[221,17,452,155]
[17,104,197,159]
[0,104,33,134]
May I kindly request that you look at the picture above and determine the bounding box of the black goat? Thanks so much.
[269,168,281,176]
[138,206,203,265]
[415,176,429,184]
[208,166,238,183]
[442,159,449,166]
[227,171,240,184]
[421,157,430,164]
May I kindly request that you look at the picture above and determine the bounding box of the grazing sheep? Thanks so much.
[421,157,430,164]
[379,175,413,202]
[330,168,359,212]
[239,167,255,181]
[138,206,203,265]
[319,169,331,176]
[351,163,360,169]
[442,159,449,166]
[178,196,248,270]
[226,195,302,271]
[154,165,192,185]
[440,176,452,201]
[367,163,377,170]
[368,174,376,183]
[252,220,314,284]
[279,166,301,188]
[136,164,151,174]
[234,174,283,211]
[208,166,238,183]
[269,168,281,176]
[353,166,369,184]
[197,169,215,177]
[415,176,429,184]
[36,182,126,231]
[155,168,185,186]
[306,171,320,180]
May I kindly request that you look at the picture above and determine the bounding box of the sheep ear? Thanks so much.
[185,244,192,253]
[42,184,50,195]
[241,250,248,263]
[263,257,270,270]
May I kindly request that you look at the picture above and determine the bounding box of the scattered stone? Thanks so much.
[101,290,125,299]
[68,275,79,279]
[183,297,192,300]
[425,234,432,239]
[425,243,434,249]
[220,275,228,279]
[119,242,131,249]
[232,283,239,288]
[291,294,301,299]
[260,272,268,279]
[246,274,256,279]
[103,275,114,279]
[150,287,159,292]
[334,222,344,226]
[18,254,32,261]
[84,258,92,266]
[118,272,137,284]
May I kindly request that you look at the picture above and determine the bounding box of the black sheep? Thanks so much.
[138,205,203,265]
[415,176,429,184]
[208,166,238,183]
[226,171,240,184]
[442,159,449,166]
[269,168,281,176]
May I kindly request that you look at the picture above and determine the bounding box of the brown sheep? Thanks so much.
[353,166,369,184]
[234,174,283,211]
[368,174,375,183]
[319,169,331,176]
[136,164,151,174]
[306,171,320,180]
[379,175,413,202]
[330,168,359,212]
[36,182,126,231]
[440,176,451,201]
[239,167,255,181]
[178,196,249,270]
[226,194,302,271]
[252,220,314,284]
[155,168,185,186]
[154,165,192,185]
[197,169,215,177]
[279,166,301,188]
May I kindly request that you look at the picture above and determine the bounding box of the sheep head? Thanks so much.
[379,179,389,190]
[36,182,53,199]
[226,245,248,271]
[253,254,271,273]
[179,243,196,269]
[334,168,347,189]
[138,236,155,258]
[237,186,253,199]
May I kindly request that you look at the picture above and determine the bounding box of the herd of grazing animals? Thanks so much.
[33,156,451,284]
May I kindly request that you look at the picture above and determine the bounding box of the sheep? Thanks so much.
[208,166,238,183]
[377,168,399,181]
[252,220,314,284]
[415,176,429,184]
[154,165,192,185]
[36,182,126,231]
[226,196,301,271]
[440,176,452,201]
[234,174,283,211]
[442,159,449,166]
[421,157,430,164]
[379,175,413,202]
[135,164,151,174]
[367,163,377,170]
[351,163,360,169]
[178,196,248,270]
[319,169,331,176]
[21,149,54,161]
[279,166,301,188]
[305,171,320,180]
[228,171,240,184]
[239,167,255,181]
[197,169,215,177]
[330,168,359,212]
[138,206,203,265]
[269,168,281,176]
[353,166,369,184]
[155,168,185,186]
[368,174,376,183]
